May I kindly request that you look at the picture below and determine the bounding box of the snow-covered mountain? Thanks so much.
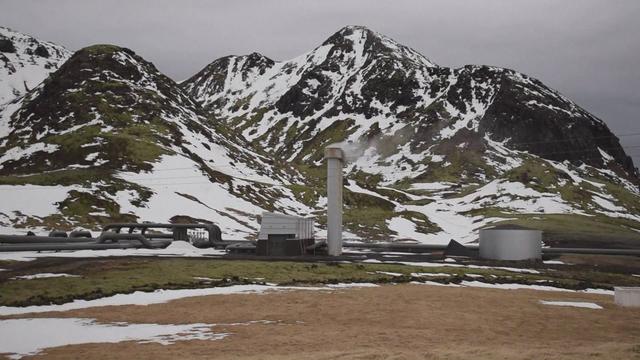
[182,25,640,246]
[0,26,71,105]
[183,26,634,176]
[1,25,638,246]
[0,42,310,238]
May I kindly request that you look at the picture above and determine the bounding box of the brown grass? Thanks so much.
[4,283,640,359]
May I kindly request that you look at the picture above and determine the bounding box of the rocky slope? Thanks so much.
[0,26,71,105]
[182,25,640,245]
[0,43,309,238]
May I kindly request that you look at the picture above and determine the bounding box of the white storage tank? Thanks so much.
[258,212,314,240]
[479,225,542,261]
[614,287,640,307]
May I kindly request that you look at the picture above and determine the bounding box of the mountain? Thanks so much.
[0,42,310,238]
[182,25,640,246]
[0,26,71,105]
[1,25,638,247]
[183,26,634,175]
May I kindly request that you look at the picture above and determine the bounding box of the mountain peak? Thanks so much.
[79,44,127,55]
[0,26,71,104]
[321,25,437,68]
[63,44,169,89]
[322,25,382,47]
[335,25,376,36]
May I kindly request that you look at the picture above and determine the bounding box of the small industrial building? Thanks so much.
[256,212,315,256]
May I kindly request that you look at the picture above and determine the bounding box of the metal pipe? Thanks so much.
[0,235,94,244]
[0,240,171,252]
[325,145,344,256]
[69,231,92,238]
[102,223,222,247]
[0,231,166,251]
[343,242,459,252]
[343,241,640,256]
[542,247,640,256]
[141,233,174,239]
[96,232,154,248]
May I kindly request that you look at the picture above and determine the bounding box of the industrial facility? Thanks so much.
[1,144,639,307]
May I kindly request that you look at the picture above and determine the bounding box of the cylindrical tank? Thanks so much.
[614,287,640,307]
[325,145,344,256]
[479,229,542,261]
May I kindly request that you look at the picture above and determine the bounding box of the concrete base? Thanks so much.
[614,287,640,307]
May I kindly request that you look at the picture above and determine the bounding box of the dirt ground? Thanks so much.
[3,283,639,360]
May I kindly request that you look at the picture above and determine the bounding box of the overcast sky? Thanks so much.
[1,0,639,166]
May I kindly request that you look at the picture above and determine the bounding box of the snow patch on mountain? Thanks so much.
[0,27,71,105]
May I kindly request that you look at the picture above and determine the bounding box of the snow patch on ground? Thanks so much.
[12,273,79,280]
[411,272,451,277]
[539,300,603,309]
[459,281,613,295]
[0,285,310,316]
[543,260,565,265]
[362,258,541,275]
[325,283,379,288]
[374,271,403,277]
[114,154,267,239]
[0,27,71,105]
[410,281,460,287]
[387,217,430,242]
[0,318,227,359]
[0,283,379,316]
[396,179,576,244]
[591,195,626,212]
[0,143,60,166]
[0,185,73,217]
[410,183,453,191]
[0,241,227,262]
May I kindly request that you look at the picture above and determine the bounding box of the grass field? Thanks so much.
[2,256,640,307]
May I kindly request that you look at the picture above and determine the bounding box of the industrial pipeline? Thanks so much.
[0,223,223,252]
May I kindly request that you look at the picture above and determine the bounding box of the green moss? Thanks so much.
[284,120,300,145]
[295,119,356,162]
[230,95,253,112]
[604,182,640,214]
[101,132,169,165]
[398,210,442,234]
[2,257,638,307]
[0,168,110,186]
[255,117,288,148]
[374,187,412,203]
[414,150,494,183]
[374,125,415,158]
[93,81,130,93]
[343,207,395,240]
[404,198,434,206]
[349,170,383,189]
[288,184,318,206]
[464,210,640,245]
[235,107,268,134]
[344,188,395,211]
[504,158,559,190]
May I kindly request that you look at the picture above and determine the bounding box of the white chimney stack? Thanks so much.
[325,144,344,256]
